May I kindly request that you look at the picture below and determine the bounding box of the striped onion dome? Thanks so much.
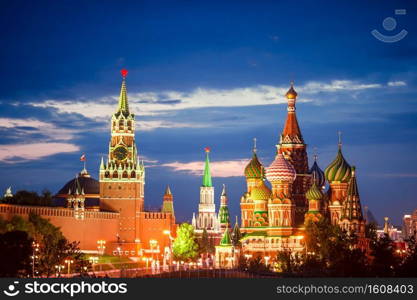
[306,182,324,201]
[325,147,352,183]
[265,153,296,183]
[250,182,272,201]
[244,152,265,179]
[309,160,325,188]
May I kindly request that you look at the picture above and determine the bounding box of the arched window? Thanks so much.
[113,171,118,179]
[131,171,136,179]
[122,171,128,178]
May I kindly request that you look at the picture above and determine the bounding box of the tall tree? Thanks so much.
[0,231,32,277]
[198,228,209,256]
[172,223,199,262]
[370,233,399,277]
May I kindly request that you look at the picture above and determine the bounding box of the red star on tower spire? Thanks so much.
[204,147,211,153]
[120,69,128,78]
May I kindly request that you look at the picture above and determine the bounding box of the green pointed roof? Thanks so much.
[233,216,242,238]
[116,69,130,117]
[220,228,232,246]
[347,167,359,197]
[202,148,212,187]
[341,167,363,221]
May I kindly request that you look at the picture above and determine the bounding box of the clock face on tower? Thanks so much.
[113,146,128,161]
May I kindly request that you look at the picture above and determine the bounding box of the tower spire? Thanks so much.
[202,147,212,187]
[117,69,129,115]
[281,82,303,144]
[253,137,257,153]
[338,130,342,150]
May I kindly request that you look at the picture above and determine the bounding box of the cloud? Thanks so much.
[300,80,382,93]
[160,159,248,177]
[28,79,386,122]
[0,118,76,141]
[137,120,208,131]
[387,81,407,87]
[0,143,80,163]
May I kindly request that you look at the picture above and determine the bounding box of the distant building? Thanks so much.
[403,210,417,240]
[213,83,368,266]
[377,217,403,241]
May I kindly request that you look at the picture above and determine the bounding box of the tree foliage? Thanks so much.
[172,223,199,262]
[2,189,53,206]
[0,230,32,277]
[0,213,87,277]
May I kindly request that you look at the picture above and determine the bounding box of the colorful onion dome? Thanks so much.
[250,182,272,201]
[324,147,352,183]
[265,153,296,183]
[306,182,324,201]
[309,159,325,188]
[244,152,265,179]
[285,82,298,99]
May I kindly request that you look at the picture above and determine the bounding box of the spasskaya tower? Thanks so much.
[99,69,145,244]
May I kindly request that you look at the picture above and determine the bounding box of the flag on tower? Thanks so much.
[80,154,86,161]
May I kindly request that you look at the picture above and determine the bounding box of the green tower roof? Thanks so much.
[202,147,212,187]
[220,228,232,246]
[116,69,130,117]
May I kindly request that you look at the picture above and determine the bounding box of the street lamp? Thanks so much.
[97,240,106,255]
[55,265,64,277]
[163,230,174,268]
[31,241,40,278]
[64,259,74,275]
[149,239,158,262]
[264,256,270,267]
[89,256,99,272]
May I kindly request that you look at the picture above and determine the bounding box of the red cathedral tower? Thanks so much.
[99,69,145,246]
[277,83,310,225]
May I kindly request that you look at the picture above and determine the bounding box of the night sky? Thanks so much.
[1,0,416,225]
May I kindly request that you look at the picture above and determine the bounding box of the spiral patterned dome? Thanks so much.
[265,153,296,183]
[325,148,352,183]
[306,182,324,201]
[309,160,325,188]
[250,183,272,201]
[244,152,265,179]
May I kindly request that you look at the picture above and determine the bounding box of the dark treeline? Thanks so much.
[1,189,54,206]
[0,213,87,277]
[237,219,417,277]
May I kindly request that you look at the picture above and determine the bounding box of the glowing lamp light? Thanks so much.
[121,69,128,78]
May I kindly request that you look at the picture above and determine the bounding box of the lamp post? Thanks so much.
[149,239,158,262]
[163,230,174,269]
[89,256,99,272]
[264,256,270,267]
[64,259,74,275]
[55,265,64,277]
[97,240,106,256]
[31,241,40,278]
[142,257,150,274]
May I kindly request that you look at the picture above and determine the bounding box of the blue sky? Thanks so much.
[0,0,416,225]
